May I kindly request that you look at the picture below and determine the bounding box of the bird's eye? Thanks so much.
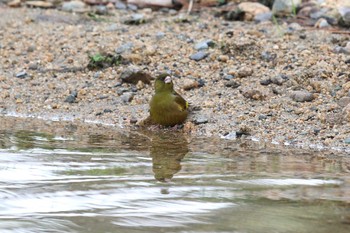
[164,76,172,84]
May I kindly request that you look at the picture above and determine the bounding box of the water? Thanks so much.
[0,117,349,233]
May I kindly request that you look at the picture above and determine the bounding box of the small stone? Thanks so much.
[237,67,253,78]
[272,0,302,16]
[120,69,152,84]
[15,71,27,79]
[261,51,276,62]
[61,1,87,12]
[94,5,108,15]
[93,72,101,79]
[107,24,119,31]
[242,89,265,100]
[271,74,287,85]
[344,138,350,144]
[315,18,330,28]
[225,80,240,88]
[194,39,215,51]
[189,51,209,61]
[183,79,203,91]
[223,74,234,80]
[123,14,145,25]
[130,118,137,124]
[121,92,134,103]
[333,45,350,54]
[156,32,165,40]
[254,12,272,22]
[64,90,78,103]
[115,42,134,54]
[260,79,272,86]
[338,97,350,108]
[218,55,229,62]
[258,115,267,120]
[115,0,126,9]
[238,2,271,21]
[136,80,145,90]
[193,115,208,125]
[339,7,350,27]
[290,91,315,102]
[127,3,138,11]
[103,109,112,113]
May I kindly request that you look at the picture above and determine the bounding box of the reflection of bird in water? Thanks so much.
[148,131,189,182]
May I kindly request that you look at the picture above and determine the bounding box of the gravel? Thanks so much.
[0,8,349,151]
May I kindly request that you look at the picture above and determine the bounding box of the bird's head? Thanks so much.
[154,73,174,93]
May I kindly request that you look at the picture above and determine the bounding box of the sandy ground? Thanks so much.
[0,6,349,152]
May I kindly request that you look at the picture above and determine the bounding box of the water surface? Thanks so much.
[0,117,349,233]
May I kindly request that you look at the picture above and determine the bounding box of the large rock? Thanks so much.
[238,2,271,21]
[272,0,302,16]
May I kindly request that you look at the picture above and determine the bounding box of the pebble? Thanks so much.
[272,0,302,15]
[61,1,87,12]
[115,0,127,10]
[344,138,350,144]
[218,55,229,62]
[261,51,276,62]
[290,90,314,102]
[254,12,272,22]
[237,67,253,78]
[121,92,134,103]
[94,5,108,15]
[271,74,287,85]
[194,39,215,51]
[15,71,27,79]
[242,89,265,100]
[103,109,113,113]
[193,115,209,125]
[189,51,209,61]
[107,24,119,31]
[315,18,330,28]
[123,14,145,25]
[258,114,267,120]
[225,80,240,88]
[64,90,78,103]
[120,69,152,84]
[115,42,134,54]
[223,74,234,80]
[156,32,165,40]
[338,97,350,108]
[260,79,272,86]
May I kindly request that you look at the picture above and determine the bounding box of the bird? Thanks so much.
[149,73,188,127]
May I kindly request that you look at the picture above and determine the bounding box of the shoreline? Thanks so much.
[0,8,349,152]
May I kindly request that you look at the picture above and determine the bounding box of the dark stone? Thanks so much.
[189,51,209,61]
[223,74,234,80]
[258,115,267,120]
[261,51,276,62]
[117,87,129,95]
[103,109,113,113]
[130,118,138,124]
[120,69,152,84]
[260,79,272,85]
[299,34,307,39]
[313,129,321,135]
[64,90,78,103]
[123,14,145,25]
[225,80,240,88]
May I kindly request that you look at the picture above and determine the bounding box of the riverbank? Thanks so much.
[0,7,349,152]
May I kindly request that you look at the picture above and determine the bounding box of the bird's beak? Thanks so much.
[164,76,172,84]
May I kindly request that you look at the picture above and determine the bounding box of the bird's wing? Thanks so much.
[173,92,188,111]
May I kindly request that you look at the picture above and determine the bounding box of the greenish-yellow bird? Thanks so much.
[150,73,189,127]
